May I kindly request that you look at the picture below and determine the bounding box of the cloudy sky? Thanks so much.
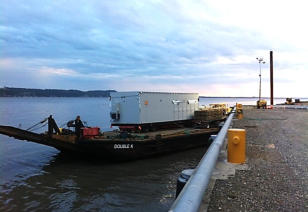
[0,0,307,97]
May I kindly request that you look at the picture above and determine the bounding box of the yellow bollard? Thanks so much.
[228,129,246,163]
[236,103,243,119]
[236,103,243,110]
[237,113,243,120]
[236,103,243,113]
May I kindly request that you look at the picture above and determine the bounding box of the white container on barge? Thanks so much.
[110,92,199,126]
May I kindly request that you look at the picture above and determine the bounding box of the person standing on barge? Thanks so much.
[75,115,84,138]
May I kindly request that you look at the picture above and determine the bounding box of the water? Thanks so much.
[0,97,307,211]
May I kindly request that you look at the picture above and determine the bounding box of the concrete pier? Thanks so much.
[206,107,308,211]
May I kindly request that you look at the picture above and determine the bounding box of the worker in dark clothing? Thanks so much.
[48,115,60,136]
[75,115,84,138]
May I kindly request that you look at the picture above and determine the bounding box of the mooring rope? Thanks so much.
[26,118,48,131]
[29,122,48,131]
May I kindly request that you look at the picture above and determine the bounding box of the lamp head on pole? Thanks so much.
[256,57,265,64]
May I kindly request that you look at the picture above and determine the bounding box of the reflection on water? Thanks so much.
[0,146,206,212]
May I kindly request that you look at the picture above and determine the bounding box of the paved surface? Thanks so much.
[207,108,308,212]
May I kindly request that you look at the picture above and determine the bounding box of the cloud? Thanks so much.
[0,0,307,97]
[38,67,77,76]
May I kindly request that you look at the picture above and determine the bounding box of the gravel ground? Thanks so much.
[207,108,308,212]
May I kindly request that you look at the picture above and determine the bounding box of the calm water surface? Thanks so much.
[0,97,307,211]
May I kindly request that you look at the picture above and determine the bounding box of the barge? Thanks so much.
[0,125,220,161]
[0,92,227,161]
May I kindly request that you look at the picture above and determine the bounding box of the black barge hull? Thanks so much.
[0,125,219,161]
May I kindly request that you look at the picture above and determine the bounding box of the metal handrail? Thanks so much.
[169,108,236,212]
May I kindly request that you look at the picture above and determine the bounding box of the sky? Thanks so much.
[0,0,307,97]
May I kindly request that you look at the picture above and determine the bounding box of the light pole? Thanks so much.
[256,57,266,102]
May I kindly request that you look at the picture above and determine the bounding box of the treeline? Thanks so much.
[0,87,116,97]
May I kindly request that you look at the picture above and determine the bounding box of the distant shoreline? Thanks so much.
[0,87,116,97]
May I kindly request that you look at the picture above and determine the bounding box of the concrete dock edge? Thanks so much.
[204,107,307,211]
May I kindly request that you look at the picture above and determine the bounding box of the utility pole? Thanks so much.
[270,51,274,105]
[256,57,266,102]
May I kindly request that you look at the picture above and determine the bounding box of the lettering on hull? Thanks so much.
[114,144,134,149]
